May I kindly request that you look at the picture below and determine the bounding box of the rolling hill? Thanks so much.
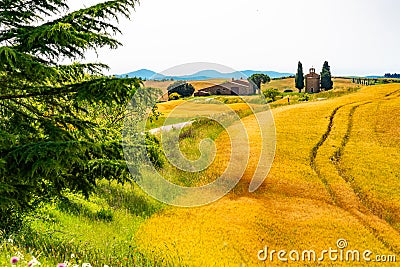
[116,69,294,80]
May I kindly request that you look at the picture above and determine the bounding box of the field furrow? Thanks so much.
[311,100,400,257]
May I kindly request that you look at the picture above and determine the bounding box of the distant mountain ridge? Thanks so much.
[116,69,294,80]
[365,75,384,78]
[119,69,157,80]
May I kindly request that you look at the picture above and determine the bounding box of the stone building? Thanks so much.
[305,68,320,93]
[194,79,257,96]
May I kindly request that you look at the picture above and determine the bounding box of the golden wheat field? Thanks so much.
[137,84,400,266]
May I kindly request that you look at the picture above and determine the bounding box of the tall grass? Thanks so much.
[0,181,164,267]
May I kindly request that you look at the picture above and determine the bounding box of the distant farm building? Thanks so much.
[194,79,257,96]
[305,68,320,93]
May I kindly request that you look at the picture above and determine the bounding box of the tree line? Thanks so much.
[384,73,400,78]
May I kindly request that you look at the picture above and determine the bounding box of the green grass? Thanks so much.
[156,118,224,187]
[0,181,164,267]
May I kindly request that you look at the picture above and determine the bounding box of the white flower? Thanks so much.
[82,263,92,267]
[28,257,41,266]
[7,238,13,244]
[16,251,24,260]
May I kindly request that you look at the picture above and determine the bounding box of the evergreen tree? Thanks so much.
[0,0,154,225]
[295,61,305,92]
[320,61,333,90]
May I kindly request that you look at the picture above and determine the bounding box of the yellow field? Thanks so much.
[144,79,228,93]
[262,77,360,92]
[189,79,229,91]
[157,100,251,118]
[144,79,230,102]
[136,84,400,266]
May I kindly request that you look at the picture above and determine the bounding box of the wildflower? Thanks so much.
[17,251,24,258]
[28,257,41,266]
[70,253,75,259]
[7,238,14,244]
[82,263,92,267]
[10,256,19,265]
[57,263,66,267]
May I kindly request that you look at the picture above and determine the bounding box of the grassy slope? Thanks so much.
[135,84,400,266]
[0,181,164,266]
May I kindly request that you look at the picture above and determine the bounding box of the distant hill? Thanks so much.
[116,69,294,80]
[116,69,157,79]
[241,70,294,79]
[365,75,384,79]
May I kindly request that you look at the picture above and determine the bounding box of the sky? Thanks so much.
[68,0,400,76]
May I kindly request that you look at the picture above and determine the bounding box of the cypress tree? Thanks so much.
[321,61,333,90]
[295,61,305,92]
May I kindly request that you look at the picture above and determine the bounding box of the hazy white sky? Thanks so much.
[69,0,400,76]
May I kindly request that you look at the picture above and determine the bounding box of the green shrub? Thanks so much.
[95,208,113,222]
[179,126,195,140]
[299,93,311,102]
[168,92,181,101]
[263,88,281,102]
[167,81,195,97]
[145,134,164,169]
[214,96,244,104]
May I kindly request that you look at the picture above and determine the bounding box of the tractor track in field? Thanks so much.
[309,104,349,205]
[310,99,400,256]
[385,88,400,97]
[331,102,400,255]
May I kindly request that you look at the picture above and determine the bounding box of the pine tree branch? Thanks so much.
[0,0,68,26]
[0,0,149,220]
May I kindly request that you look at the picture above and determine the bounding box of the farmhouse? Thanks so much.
[305,68,320,93]
[194,79,257,96]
